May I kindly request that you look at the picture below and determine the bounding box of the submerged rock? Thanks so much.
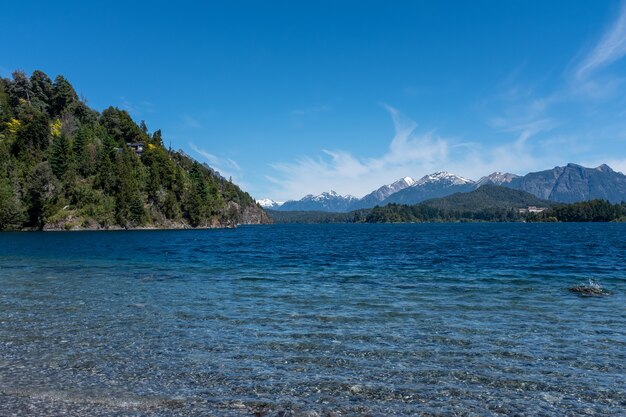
[569,279,610,296]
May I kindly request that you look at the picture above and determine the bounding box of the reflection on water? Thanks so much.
[0,223,625,416]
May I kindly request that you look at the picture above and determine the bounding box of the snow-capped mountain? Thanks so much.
[275,173,476,212]
[382,171,476,205]
[415,171,474,186]
[475,172,519,187]
[348,177,416,210]
[256,198,283,209]
[277,190,358,212]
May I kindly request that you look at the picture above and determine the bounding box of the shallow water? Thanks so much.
[0,223,625,416]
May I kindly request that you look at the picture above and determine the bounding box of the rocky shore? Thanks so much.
[35,202,272,231]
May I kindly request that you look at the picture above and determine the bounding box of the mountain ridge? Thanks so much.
[508,163,626,203]
[264,163,626,212]
[277,190,358,212]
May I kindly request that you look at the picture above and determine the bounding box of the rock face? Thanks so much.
[382,172,475,205]
[277,191,358,212]
[239,203,273,225]
[348,177,415,210]
[220,201,272,227]
[41,202,272,231]
[508,163,626,203]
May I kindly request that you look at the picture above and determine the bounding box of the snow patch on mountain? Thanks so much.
[277,190,358,212]
[256,198,283,209]
[476,172,519,187]
[414,171,474,186]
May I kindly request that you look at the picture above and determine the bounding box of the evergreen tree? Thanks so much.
[0,177,25,230]
[50,134,72,179]
[30,70,53,112]
[13,107,50,157]
[6,70,32,108]
[26,162,59,228]
[51,75,78,116]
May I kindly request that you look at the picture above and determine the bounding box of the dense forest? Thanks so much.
[362,197,626,223]
[527,199,626,222]
[0,70,269,230]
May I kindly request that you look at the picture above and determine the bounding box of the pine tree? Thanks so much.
[50,134,72,179]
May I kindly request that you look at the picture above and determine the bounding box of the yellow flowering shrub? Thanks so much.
[6,118,21,134]
[51,119,62,137]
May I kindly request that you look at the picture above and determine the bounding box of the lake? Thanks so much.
[0,224,625,416]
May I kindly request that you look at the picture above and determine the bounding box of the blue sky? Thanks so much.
[2,1,626,200]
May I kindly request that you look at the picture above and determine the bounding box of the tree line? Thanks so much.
[269,200,626,224]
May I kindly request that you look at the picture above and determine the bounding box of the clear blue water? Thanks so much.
[0,223,625,417]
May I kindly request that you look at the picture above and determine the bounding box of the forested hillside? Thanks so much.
[0,70,270,230]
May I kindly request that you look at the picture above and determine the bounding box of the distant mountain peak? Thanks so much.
[416,171,474,186]
[256,198,283,209]
[476,172,519,187]
[311,190,356,201]
[346,176,418,211]
[566,162,584,169]
[277,190,357,212]
[595,163,614,173]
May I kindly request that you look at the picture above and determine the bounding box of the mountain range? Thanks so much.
[277,190,358,212]
[261,163,626,212]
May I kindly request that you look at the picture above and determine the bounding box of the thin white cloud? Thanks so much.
[181,114,202,129]
[491,117,558,147]
[119,96,155,115]
[290,105,331,116]
[576,1,626,80]
[266,106,554,201]
[189,143,242,183]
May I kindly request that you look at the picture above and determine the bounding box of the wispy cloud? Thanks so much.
[181,114,202,129]
[267,105,555,201]
[189,143,243,183]
[576,1,626,80]
[290,105,331,116]
[120,96,155,116]
[490,117,558,148]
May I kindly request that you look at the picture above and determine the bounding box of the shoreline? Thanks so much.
[4,220,623,232]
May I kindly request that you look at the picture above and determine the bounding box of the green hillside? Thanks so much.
[0,70,270,230]
[362,185,550,223]
[421,184,554,210]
